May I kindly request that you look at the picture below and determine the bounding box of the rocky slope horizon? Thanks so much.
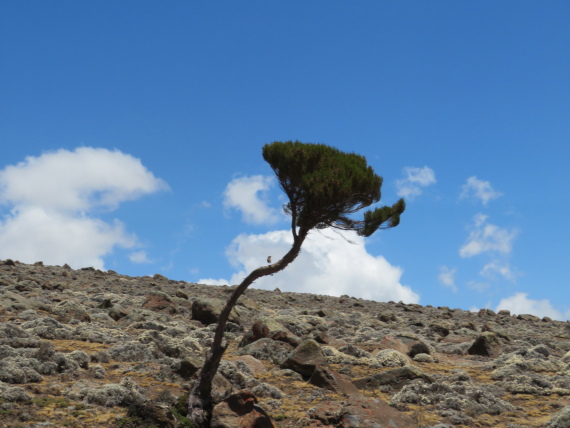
[0,258,569,427]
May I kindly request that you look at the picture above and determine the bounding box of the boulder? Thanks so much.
[467,332,502,357]
[548,405,570,428]
[373,348,411,367]
[282,339,325,377]
[307,395,417,427]
[239,338,294,365]
[353,365,433,390]
[309,366,361,396]
[211,390,276,428]
[142,292,177,315]
[52,301,91,322]
[235,355,267,376]
[240,318,299,347]
[192,298,239,325]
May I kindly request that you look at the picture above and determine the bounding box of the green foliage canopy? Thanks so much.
[262,140,405,237]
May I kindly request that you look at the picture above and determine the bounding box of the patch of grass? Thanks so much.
[33,396,72,408]
[170,392,195,428]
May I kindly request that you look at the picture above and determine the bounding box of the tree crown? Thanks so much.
[262,141,405,237]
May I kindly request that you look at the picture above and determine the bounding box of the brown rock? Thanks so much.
[142,292,177,314]
[309,366,361,396]
[236,355,267,375]
[211,390,277,428]
[378,334,409,354]
[342,395,418,427]
[307,396,418,427]
[282,339,325,377]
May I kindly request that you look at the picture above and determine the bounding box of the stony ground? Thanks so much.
[0,259,569,427]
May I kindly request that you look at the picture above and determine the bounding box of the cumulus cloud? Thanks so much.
[460,176,502,205]
[438,266,457,293]
[396,166,436,200]
[199,228,419,303]
[480,261,518,282]
[459,214,518,258]
[496,292,567,321]
[223,175,280,225]
[0,147,168,269]
[0,147,168,211]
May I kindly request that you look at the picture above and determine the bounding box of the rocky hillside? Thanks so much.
[0,259,569,427]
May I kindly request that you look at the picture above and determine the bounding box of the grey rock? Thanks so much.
[549,405,570,427]
[354,365,432,390]
[239,338,294,365]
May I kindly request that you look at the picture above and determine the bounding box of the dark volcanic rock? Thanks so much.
[467,332,502,357]
[192,297,239,325]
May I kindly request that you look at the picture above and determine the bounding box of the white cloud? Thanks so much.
[459,214,518,258]
[0,147,168,211]
[438,266,457,293]
[200,228,419,304]
[396,166,436,200]
[496,292,567,321]
[467,280,491,292]
[198,277,230,286]
[223,175,279,225]
[0,147,167,269]
[480,261,518,282]
[129,251,153,264]
[460,176,502,205]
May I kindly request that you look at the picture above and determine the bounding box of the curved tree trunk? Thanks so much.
[188,228,309,427]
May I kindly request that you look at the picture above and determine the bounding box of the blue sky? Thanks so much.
[1,2,569,320]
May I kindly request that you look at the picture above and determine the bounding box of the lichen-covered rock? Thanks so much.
[374,348,411,367]
[219,360,259,390]
[548,405,570,428]
[414,353,435,363]
[85,377,146,407]
[107,341,160,362]
[390,374,515,418]
[338,343,372,359]
[52,300,91,322]
[239,338,294,365]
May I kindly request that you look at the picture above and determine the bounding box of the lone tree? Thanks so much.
[188,141,406,426]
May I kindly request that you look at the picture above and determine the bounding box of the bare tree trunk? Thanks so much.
[188,229,308,427]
